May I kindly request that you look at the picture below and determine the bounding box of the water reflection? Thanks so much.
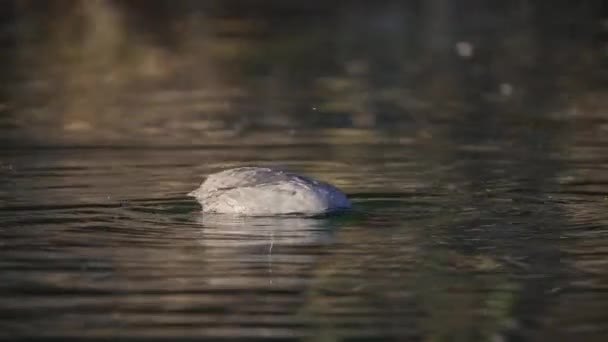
[194,214,337,298]
[2,1,606,146]
[197,214,336,248]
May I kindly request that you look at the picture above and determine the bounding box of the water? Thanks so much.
[2,132,608,340]
[2,1,608,341]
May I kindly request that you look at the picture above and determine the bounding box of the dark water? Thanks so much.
[2,1,608,341]
[2,133,608,341]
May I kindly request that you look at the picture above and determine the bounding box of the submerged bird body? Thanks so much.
[189,167,350,215]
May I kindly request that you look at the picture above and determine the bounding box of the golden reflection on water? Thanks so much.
[2,1,607,147]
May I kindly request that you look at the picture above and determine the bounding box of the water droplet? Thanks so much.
[455,41,474,58]
[499,83,513,97]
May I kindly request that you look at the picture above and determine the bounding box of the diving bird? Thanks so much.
[188,167,350,215]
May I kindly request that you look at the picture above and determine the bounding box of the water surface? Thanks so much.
[2,1,608,341]
[2,131,608,341]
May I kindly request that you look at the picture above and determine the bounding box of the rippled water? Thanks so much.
[2,1,608,341]
[2,126,608,340]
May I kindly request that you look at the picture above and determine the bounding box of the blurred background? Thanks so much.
[1,0,606,146]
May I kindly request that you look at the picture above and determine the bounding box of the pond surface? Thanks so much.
[2,1,608,341]
[2,124,608,341]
